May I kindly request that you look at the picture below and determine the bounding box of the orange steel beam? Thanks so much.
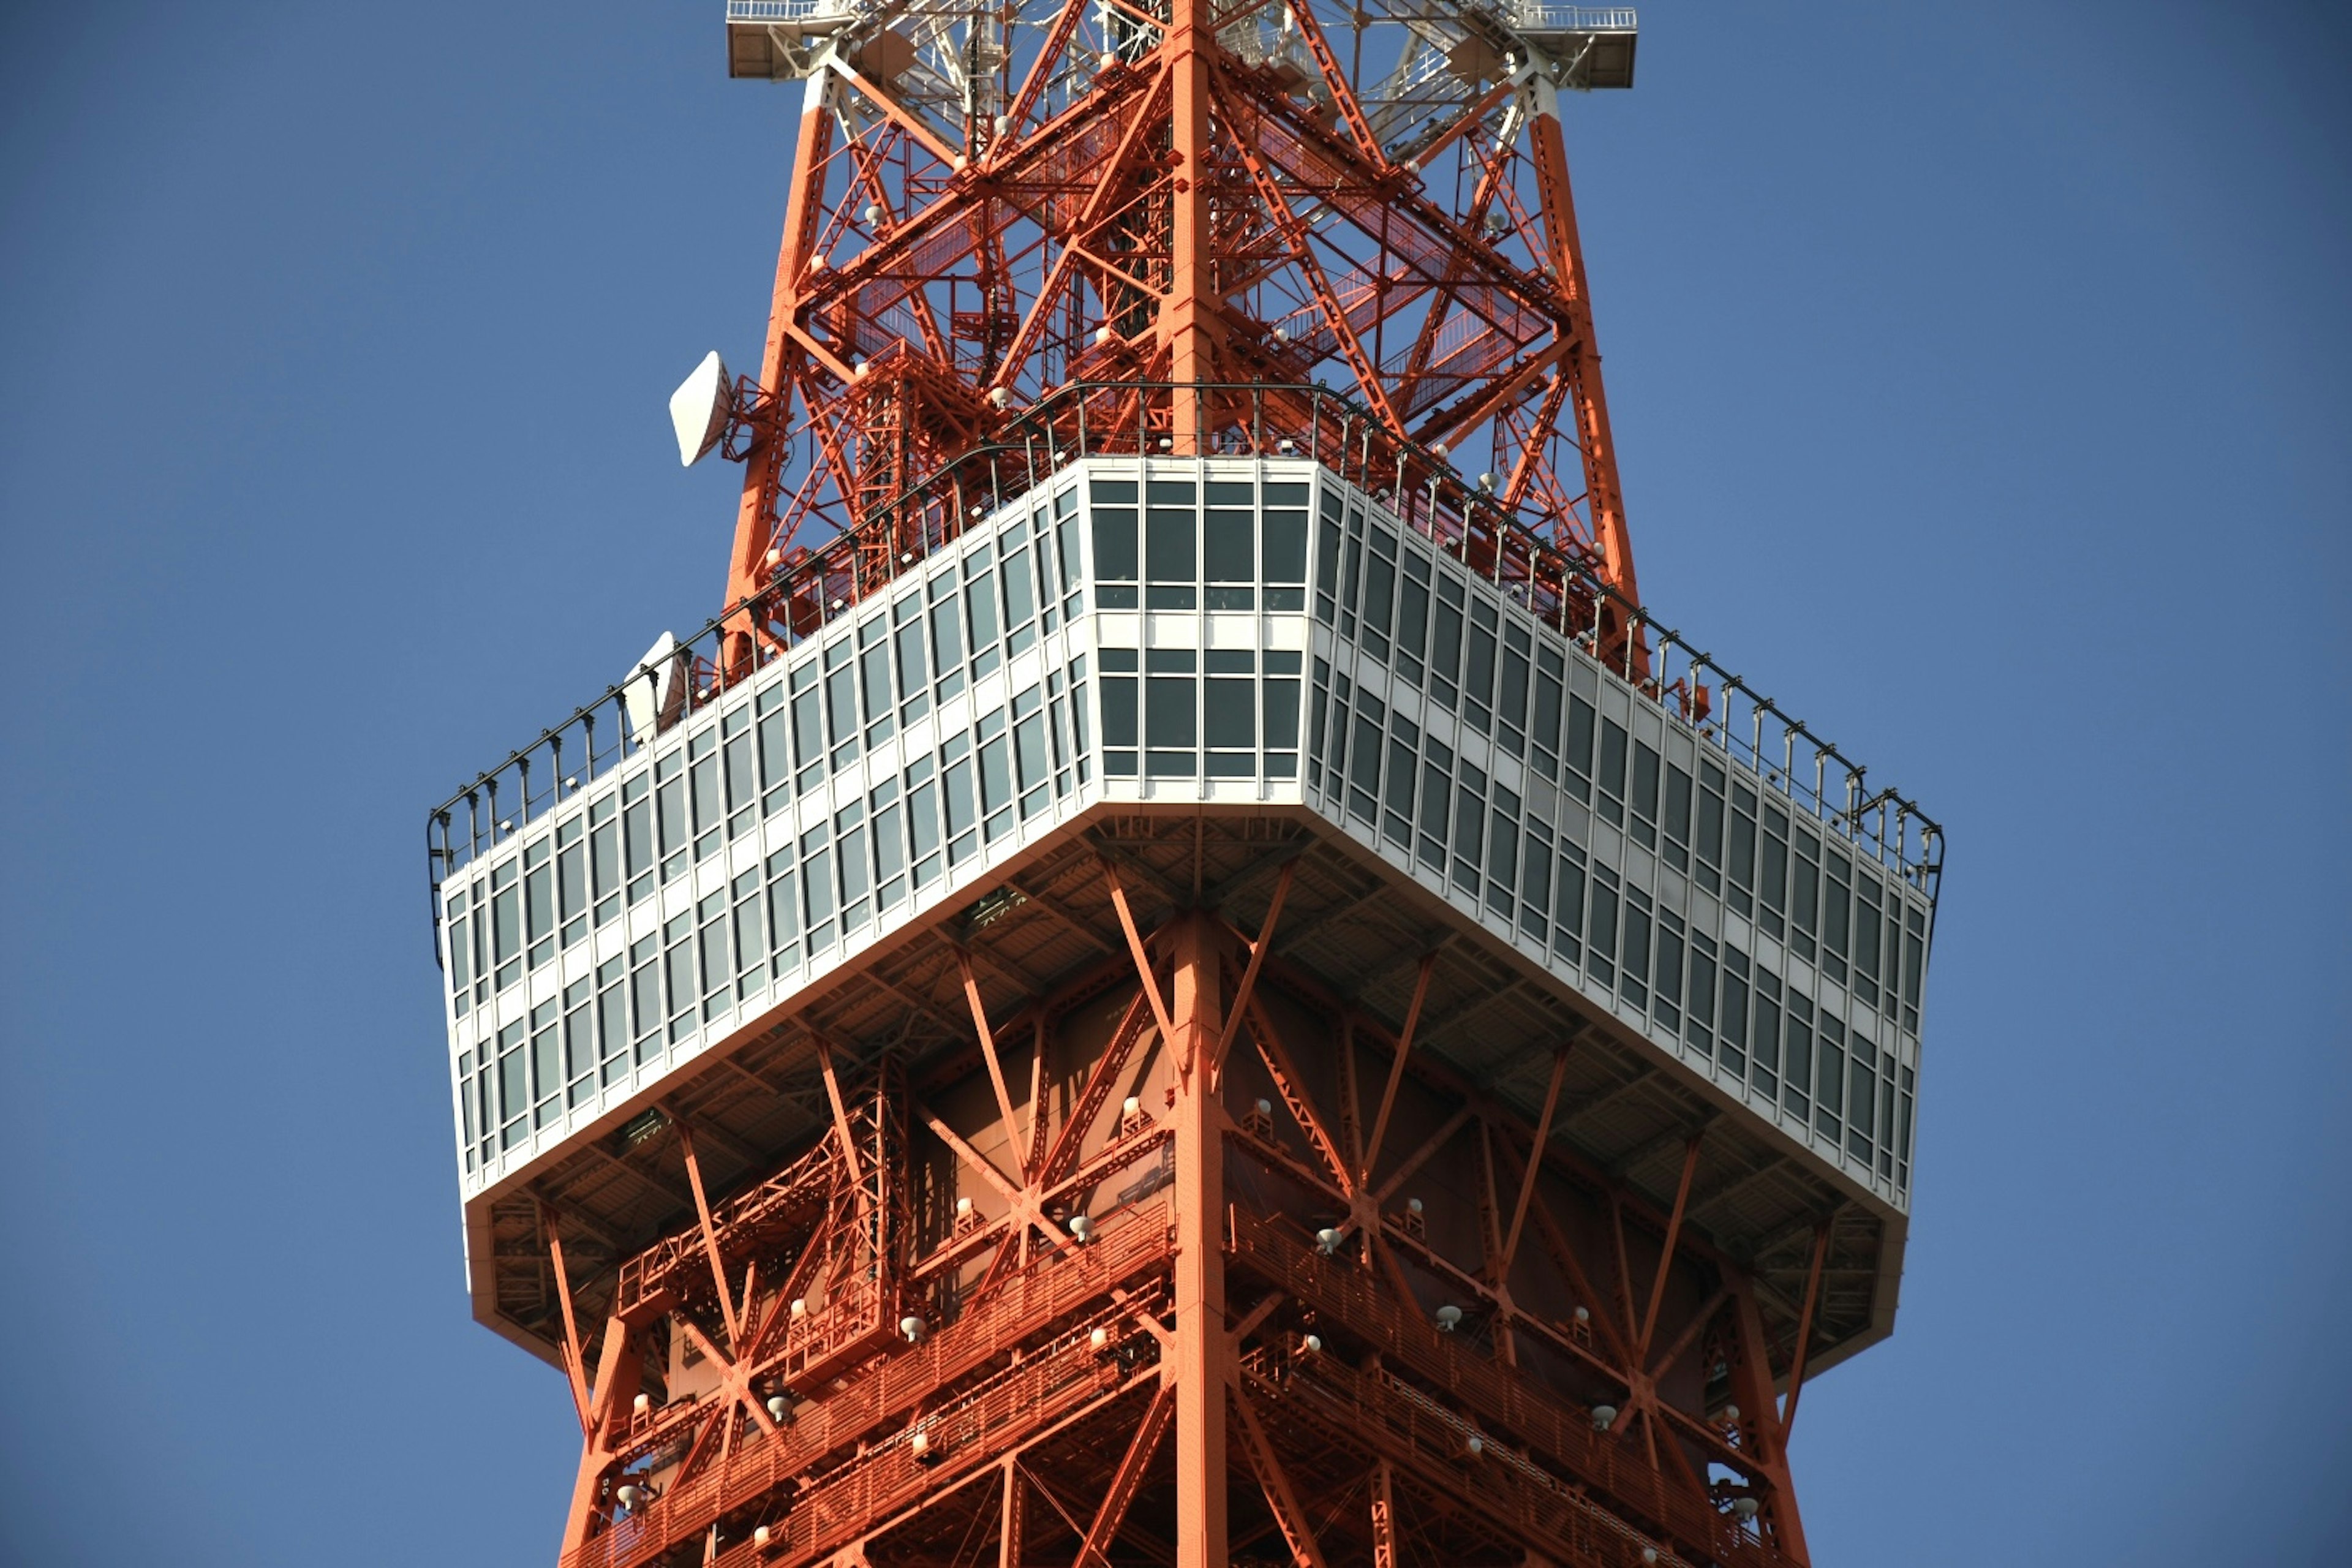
[998,1460,1025,1568]
[1101,859,1178,1049]
[674,1121,743,1349]
[1245,992,1355,1197]
[1233,1387,1333,1568]
[1781,1218,1834,1439]
[1074,1384,1175,1567]
[1369,1458,1398,1568]
[1208,858,1294,1080]
[1358,954,1435,1188]
[543,1207,592,1435]
[1169,913,1228,1568]
[1163,0,1215,453]
[1498,1045,1572,1280]
[955,946,1031,1182]
[1525,90,1641,612]
[1635,1134,1705,1362]
[1733,1281,1814,1564]
[813,1035,865,1186]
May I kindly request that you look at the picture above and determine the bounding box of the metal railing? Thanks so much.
[1512,5,1640,31]
[725,0,850,22]
[424,378,1939,950]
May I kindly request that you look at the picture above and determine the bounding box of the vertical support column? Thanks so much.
[1731,1283,1812,1566]
[1163,0,1216,450]
[1369,1459,1398,1568]
[559,1314,643,1556]
[1169,913,1227,1568]
[722,64,840,671]
[1525,78,1642,641]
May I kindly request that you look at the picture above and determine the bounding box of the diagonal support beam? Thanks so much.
[1781,1218,1833,1439]
[813,1035,865,1188]
[1210,858,1295,1081]
[1233,1387,1333,1568]
[1374,1104,1471,1205]
[675,1121,742,1349]
[1101,858,1179,1052]
[1635,1133,1705,1362]
[1073,1383,1175,1568]
[1359,954,1436,1188]
[1491,1132,1636,1368]
[922,1110,1023,1201]
[1248,993,1355,1197]
[1498,1043,1572,1281]
[541,1205,592,1435]
[957,945,1031,1183]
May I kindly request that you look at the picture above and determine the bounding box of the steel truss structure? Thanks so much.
[718,0,1642,666]
[533,821,1858,1568]
[443,6,1929,1563]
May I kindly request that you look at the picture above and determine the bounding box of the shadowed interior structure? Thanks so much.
[482,813,1891,1567]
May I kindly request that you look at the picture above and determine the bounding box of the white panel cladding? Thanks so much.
[437,456,1931,1218]
[1301,469,1929,1212]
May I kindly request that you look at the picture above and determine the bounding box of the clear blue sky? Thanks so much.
[2,2,2344,1563]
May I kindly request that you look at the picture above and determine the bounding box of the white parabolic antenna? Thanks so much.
[623,631,688,742]
[669,350,733,467]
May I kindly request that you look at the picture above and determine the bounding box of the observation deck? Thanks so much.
[428,386,1939,1378]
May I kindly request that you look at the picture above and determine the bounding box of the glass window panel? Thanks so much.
[1262,678,1301,748]
[895,616,929,712]
[1093,506,1139,579]
[687,747,720,832]
[1103,676,1139,747]
[1206,678,1255,748]
[1565,695,1597,780]
[964,566,1001,666]
[1552,848,1586,946]
[1262,505,1308,583]
[861,639,894,729]
[1465,617,1498,712]
[1630,742,1660,822]
[656,759,688,855]
[1146,508,1196,581]
[930,591,965,684]
[1205,507,1251,581]
[1586,869,1617,982]
[943,755,977,839]
[1001,545,1036,643]
[1597,720,1628,801]
[1781,990,1811,1115]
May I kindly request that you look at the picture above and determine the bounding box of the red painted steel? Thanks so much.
[545,897,1820,1567]
[714,0,1644,674]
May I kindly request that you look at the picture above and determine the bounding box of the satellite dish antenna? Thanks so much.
[669,350,733,467]
[623,631,688,744]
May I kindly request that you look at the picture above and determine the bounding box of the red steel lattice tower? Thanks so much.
[427,8,1944,1568]
[710,0,1645,676]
